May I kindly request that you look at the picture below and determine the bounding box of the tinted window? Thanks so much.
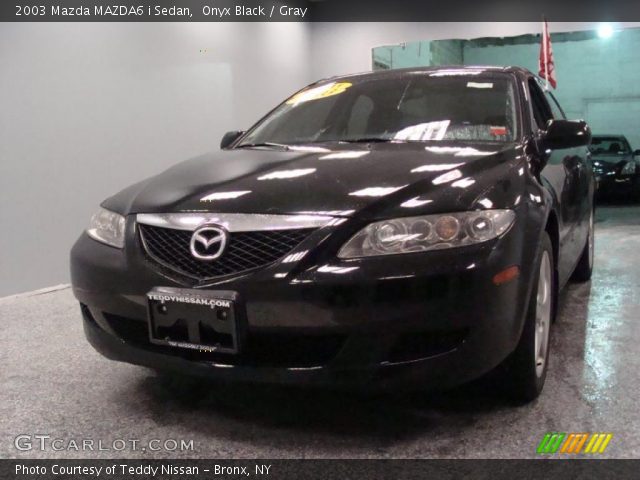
[545,91,566,120]
[345,95,374,137]
[250,94,341,143]
[528,79,553,129]
[240,73,519,145]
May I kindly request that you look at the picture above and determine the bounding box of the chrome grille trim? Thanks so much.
[136,213,338,232]
[138,225,315,280]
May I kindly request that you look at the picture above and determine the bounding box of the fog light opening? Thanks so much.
[493,265,520,285]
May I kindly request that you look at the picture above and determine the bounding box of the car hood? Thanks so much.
[103,142,520,218]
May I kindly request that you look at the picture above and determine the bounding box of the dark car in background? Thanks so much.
[590,135,640,200]
[70,66,594,403]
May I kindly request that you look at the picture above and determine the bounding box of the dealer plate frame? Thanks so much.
[146,287,244,354]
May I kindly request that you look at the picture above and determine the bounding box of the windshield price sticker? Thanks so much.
[286,82,353,105]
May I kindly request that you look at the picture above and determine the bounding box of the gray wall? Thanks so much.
[0,22,310,296]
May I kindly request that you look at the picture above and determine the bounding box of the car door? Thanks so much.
[545,89,593,258]
[527,78,587,285]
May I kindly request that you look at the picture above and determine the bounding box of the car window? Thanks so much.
[252,94,342,143]
[545,91,566,120]
[345,95,374,137]
[240,74,520,145]
[528,79,553,129]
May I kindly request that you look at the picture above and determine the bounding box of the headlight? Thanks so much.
[87,207,126,248]
[338,209,515,258]
[621,161,636,175]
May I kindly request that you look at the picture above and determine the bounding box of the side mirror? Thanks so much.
[540,119,591,150]
[634,149,640,156]
[220,130,245,149]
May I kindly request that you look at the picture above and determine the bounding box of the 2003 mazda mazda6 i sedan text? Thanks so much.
[71,66,595,402]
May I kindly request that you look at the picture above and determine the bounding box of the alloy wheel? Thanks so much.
[534,251,552,377]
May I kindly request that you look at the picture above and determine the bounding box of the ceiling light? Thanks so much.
[597,23,614,39]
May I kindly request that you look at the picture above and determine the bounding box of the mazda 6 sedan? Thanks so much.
[71,66,595,402]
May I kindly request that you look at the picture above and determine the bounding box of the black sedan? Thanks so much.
[70,66,594,402]
[590,135,640,200]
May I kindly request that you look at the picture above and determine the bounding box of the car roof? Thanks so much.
[316,65,532,84]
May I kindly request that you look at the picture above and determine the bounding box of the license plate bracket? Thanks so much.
[147,287,243,354]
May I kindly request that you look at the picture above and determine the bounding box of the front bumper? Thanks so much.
[595,173,637,197]
[70,213,540,391]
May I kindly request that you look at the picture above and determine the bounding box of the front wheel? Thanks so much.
[502,232,555,403]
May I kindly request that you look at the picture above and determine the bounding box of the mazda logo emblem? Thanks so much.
[189,225,228,261]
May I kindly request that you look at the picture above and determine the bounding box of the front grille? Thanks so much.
[139,224,314,280]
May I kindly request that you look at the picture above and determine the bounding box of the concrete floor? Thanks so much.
[1,205,639,459]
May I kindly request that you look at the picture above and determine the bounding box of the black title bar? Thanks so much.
[2,0,309,22]
[3,459,640,480]
[1,0,640,22]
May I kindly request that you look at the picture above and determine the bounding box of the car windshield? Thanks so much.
[238,73,519,146]
[589,136,631,155]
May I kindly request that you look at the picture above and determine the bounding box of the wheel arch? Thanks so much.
[544,210,559,269]
[544,209,560,322]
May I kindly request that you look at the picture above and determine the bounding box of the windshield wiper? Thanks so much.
[235,142,290,151]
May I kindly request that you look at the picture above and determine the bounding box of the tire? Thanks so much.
[502,232,555,403]
[571,207,594,282]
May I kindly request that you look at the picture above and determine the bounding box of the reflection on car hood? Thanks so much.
[103,142,520,218]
